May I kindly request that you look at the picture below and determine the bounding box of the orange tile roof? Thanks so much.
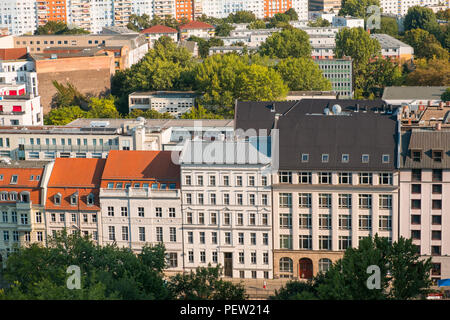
[48,158,106,187]
[46,188,100,211]
[101,150,180,182]
[140,25,178,34]
[0,48,27,60]
[179,21,214,30]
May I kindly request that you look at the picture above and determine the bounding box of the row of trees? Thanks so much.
[35,21,89,35]
[271,236,433,300]
[0,231,246,300]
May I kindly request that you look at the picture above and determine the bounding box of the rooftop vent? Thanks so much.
[90,121,110,128]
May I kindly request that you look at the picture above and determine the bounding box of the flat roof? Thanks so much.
[370,34,412,49]
[382,86,447,101]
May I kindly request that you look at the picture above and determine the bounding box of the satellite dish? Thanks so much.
[332,104,342,114]
[323,107,331,115]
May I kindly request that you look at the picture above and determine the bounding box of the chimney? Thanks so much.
[355,103,359,112]
[428,101,432,107]
[439,102,444,110]
[435,122,441,131]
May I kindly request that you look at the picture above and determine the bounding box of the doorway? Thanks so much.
[224,252,233,277]
[299,258,313,280]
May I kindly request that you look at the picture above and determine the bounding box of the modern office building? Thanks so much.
[380,0,449,16]
[309,0,341,13]
[235,99,399,279]
[315,58,353,99]
[128,91,197,117]
[37,0,68,27]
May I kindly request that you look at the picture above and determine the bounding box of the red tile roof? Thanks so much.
[0,48,28,60]
[48,158,106,187]
[101,150,180,182]
[46,188,100,211]
[140,25,178,34]
[179,21,214,30]
[0,168,44,204]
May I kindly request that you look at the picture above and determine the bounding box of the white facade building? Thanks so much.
[0,83,42,126]
[0,0,37,36]
[180,140,273,279]
[380,0,449,16]
[129,91,197,118]
[332,16,365,28]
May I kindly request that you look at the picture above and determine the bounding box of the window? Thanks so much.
[279,193,292,208]
[188,251,194,263]
[432,150,443,162]
[379,216,392,231]
[223,175,229,186]
[319,214,331,230]
[411,215,421,225]
[280,213,292,228]
[87,194,94,205]
[432,263,441,276]
[411,169,421,182]
[249,213,256,225]
[431,246,441,256]
[250,233,256,245]
[279,257,293,275]
[156,227,163,242]
[411,184,421,194]
[339,172,352,184]
[411,199,421,210]
[379,173,392,185]
[299,235,312,249]
[299,193,311,208]
[432,184,442,194]
[263,253,269,265]
[10,175,18,184]
[362,154,369,163]
[169,208,176,218]
[239,251,245,264]
[301,153,309,162]
[2,211,7,223]
[237,213,243,225]
[225,232,231,244]
[279,172,292,183]
[107,182,114,189]
[155,207,162,217]
[359,215,372,230]
[432,215,441,225]
[251,252,257,264]
[319,258,332,272]
[338,194,352,208]
[209,176,216,186]
[121,207,128,217]
[432,230,441,241]
[262,214,268,226]
[54,193,61,205]
[185,175,191,185]
[168,253,178,268]
[211,232,217,244]
[319,193,331,208]
[170,227,176,242]
[200,251,206,263]
[299,172,312,184]
[138,227,145,241]
[263,233,269,245]
[339,215,351,230]
[318,172,332,184]
[249,194,255,205]
[342,154,349,163]
[382,154,390,163]
[122,226,128,241]
[248,176,255,186]
[432,169,442,182]
[262,176,268,186]
[319,236,331,250]
[322,154,329,163]
[137,207,145,217]
[359,173,372,185]
[236,176,242,186]
[237,194,243,205]
[299,214,312,229]
[186,193,192,204]
[359,194,372,209]
[262,194,268,205]
[12,231,19,242]
[379,195,392,209]
[238,232,244,245]
[224,212,231,225]
[432,200,442,210]
[223,193,230,205]
[109,226,115,241]
[210,212,217,225]
[280,235,292,249]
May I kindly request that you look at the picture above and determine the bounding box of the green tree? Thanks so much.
[339,0,380,18]
[403,28,449,60]
[276,57,332,91]
[372,17,399,37]
[87,96,120,118]
[404,6,440,34]
[248,20,267,29]
[51,81,89,109]
[127,14,151,31]
[270,280,319,300]
[128,109,175,119]
[436,8,450,21]
[405,58,450,86]
[259,28,311,59]
[284,8,299,21]
[441,87,450,101]
[44,105,88,125]
[168,265,247,300]
[362,57,403,98]
[307,18,331,27]
[215,22,235,37]
[35,21,89,35]
[225,11,257,23]
[181,105,224,119]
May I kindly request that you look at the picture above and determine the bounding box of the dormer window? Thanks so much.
[362,154,369,163]
[116,183,123,189]
[301,154,309,162]
[107,182,114,189]
[9,192,17,201]
[20,191,29,203]
[36,175,40,180]
[0,192,7,201]
[30,175,34,180]
[411,150,422,162]
[87,193,94,205]
[10,175,18,184]
[382,154,390,163]
[342,154,349,163]
[54,193,61,205]
[70,193,78,205]
[432,150,443,163]
[322,154,329,163]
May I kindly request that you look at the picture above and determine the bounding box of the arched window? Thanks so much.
[87,193,94,205]
[319,258,332,273]
[279,257,293,278]
[9,191,18,201]
[0,192,7,201]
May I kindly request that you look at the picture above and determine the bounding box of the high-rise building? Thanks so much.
[176,0,194,21]
[0,0,37,36]
[309,0,341,13]
[36,0,68,27]
[380,0,449,16]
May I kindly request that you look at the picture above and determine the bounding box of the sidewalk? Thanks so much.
[228,278,292,300]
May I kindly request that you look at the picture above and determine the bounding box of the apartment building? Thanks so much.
[309,0,341,13]
[332,16,364,28]
[37,0,67,27]
[0,0,37,36]
[180,140,273,279]
[45,158,104,244]
[129,91,197,117]
[380,0,449,16]
[153,0,177,18]
[176,0,195,21]
[0,83,43,126]
[370,34,414,64]
[179,21,215,41]
[235,99,399,279]
[99,150,183,273]
[399,102,450,282]
[140,25,179,47]
[315,58,353,99]
[0,160,50,265]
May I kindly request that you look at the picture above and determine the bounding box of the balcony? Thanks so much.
[100,188,179,199]
[16,201,32,210]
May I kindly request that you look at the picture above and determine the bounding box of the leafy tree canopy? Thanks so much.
[403,28,449,60]
[339,0,380,18]
[441,87,450,101]
[35,21,89,35]
[259,28,311,59]
[404,6,440,34]
[405,58,450,86]
[307,18,331,27]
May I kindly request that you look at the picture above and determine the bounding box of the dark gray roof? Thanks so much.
[400,129,450,169]
[235,99,398,171]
